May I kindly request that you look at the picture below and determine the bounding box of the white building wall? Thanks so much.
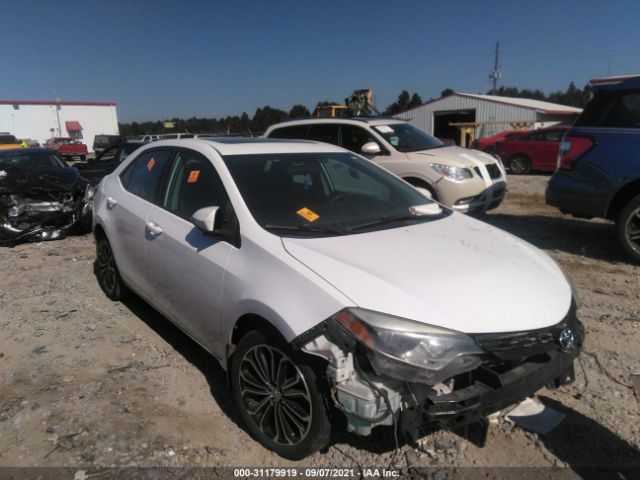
[0,103,119,152]
[395,95,538,138]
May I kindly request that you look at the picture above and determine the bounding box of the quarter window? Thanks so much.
[120,150,172,203]
[162,150,229,221]
[268,125,309,139]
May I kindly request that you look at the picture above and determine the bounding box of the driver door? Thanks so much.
[144,148,235,356]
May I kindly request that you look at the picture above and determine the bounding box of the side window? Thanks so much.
[268,125,309,139]
[544,130,563,142]
[307,124,340,145]
[120,150,172,203]
[162,150,229,221]
[340,125,378,153]
[98,146,118,162]
[600,92,640,128]
[323,156,390,201]
[529,131,547,141]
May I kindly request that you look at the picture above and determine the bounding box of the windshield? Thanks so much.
[0,151,67,171]
[372,123,444,152]
[223,152,448,237]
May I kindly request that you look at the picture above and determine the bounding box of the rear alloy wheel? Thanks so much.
[95,235,129,300]
[508,154,532,175]
[616,194,640,263]
[231,331,331,459]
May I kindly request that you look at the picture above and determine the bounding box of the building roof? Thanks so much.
[452,93,582,115]
[0,100,116,106]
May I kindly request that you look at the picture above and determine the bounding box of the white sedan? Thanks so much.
[93,138,582,459]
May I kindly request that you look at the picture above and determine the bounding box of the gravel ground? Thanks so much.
[0,174,639,478]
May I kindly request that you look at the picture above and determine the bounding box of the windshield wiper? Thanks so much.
[347,212,445,231]
[264,224,349,235]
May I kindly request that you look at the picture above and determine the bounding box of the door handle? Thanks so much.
[145,221,163,237]
[106,196,117,209]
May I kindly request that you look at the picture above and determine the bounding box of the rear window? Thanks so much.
[576,89,640,128]
[0,135,19,144]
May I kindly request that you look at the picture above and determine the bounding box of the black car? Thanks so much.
[546,75,640,262]
[76,140,147,184]
[92,134,125,155]
[0,148,93,246]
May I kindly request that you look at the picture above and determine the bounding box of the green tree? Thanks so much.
[384,90,422,115]
[251,106,287,133]
[288,104,310,118]
[440,88,455,97]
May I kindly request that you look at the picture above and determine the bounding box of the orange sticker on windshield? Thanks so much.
[146,158,156,171]
[187,170,200,183]
[296,207,319,222]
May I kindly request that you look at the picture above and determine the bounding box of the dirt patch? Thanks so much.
[0,174,639,475]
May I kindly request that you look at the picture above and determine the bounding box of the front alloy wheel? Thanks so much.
[617,194,640,263]
[231,331,331,459]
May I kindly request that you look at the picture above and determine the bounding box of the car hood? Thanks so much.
[409,146,497,168]
[0,165,87,194]
[281,214,571,334]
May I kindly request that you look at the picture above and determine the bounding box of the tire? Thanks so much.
[230,330,331,459]
[95,234,130,300]
[508,154,532,175]
[616,194,640,263]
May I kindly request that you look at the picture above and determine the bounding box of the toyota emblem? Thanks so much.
[558,328,576,352]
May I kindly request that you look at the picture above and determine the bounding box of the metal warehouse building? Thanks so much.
[395,93,582,146]
[0,100,119,152]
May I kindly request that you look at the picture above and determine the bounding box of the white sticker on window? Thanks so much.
[374,125,395,134]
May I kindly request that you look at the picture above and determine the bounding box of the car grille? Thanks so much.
[471,306,581,360]
[474,163,502,180]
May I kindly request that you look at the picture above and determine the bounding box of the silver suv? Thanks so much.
[265,118,507,213]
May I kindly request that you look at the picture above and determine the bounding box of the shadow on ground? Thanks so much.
[538,395,640,477]
[481,213,627,263]
[121,295,243,429]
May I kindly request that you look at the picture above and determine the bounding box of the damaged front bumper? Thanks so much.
[0,192,92,246]
[295,308,583,438]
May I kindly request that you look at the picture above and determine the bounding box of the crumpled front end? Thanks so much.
[293,305,583,440]
[0,190,92,246]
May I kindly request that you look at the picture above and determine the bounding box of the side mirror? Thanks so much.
[361,142,381,155]
[191,206,219,233]
[415,187,433,199]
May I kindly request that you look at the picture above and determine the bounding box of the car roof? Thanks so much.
[149,137,346,156]
[267,117,406,129]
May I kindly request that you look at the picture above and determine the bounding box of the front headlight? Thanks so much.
[430,163,473,181]
[333,308,484,385]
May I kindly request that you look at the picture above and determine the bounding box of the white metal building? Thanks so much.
[395,93,582,145]
[0,100,119,152]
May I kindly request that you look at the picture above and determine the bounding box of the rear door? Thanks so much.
[144,148,235,354]
[107,149,174,298]
[538,129,564,170]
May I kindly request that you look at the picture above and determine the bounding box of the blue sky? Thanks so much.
[1,0,639,122]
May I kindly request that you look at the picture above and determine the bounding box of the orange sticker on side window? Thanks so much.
[296,207,320,222]
[187,170,200,183]
[146,158,156,171]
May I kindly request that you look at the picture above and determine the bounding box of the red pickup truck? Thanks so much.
[45,137,88,161]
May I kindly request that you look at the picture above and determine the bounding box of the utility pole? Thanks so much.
[489,41,502,95]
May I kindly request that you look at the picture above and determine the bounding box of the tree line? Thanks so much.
[118,81,591,136]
